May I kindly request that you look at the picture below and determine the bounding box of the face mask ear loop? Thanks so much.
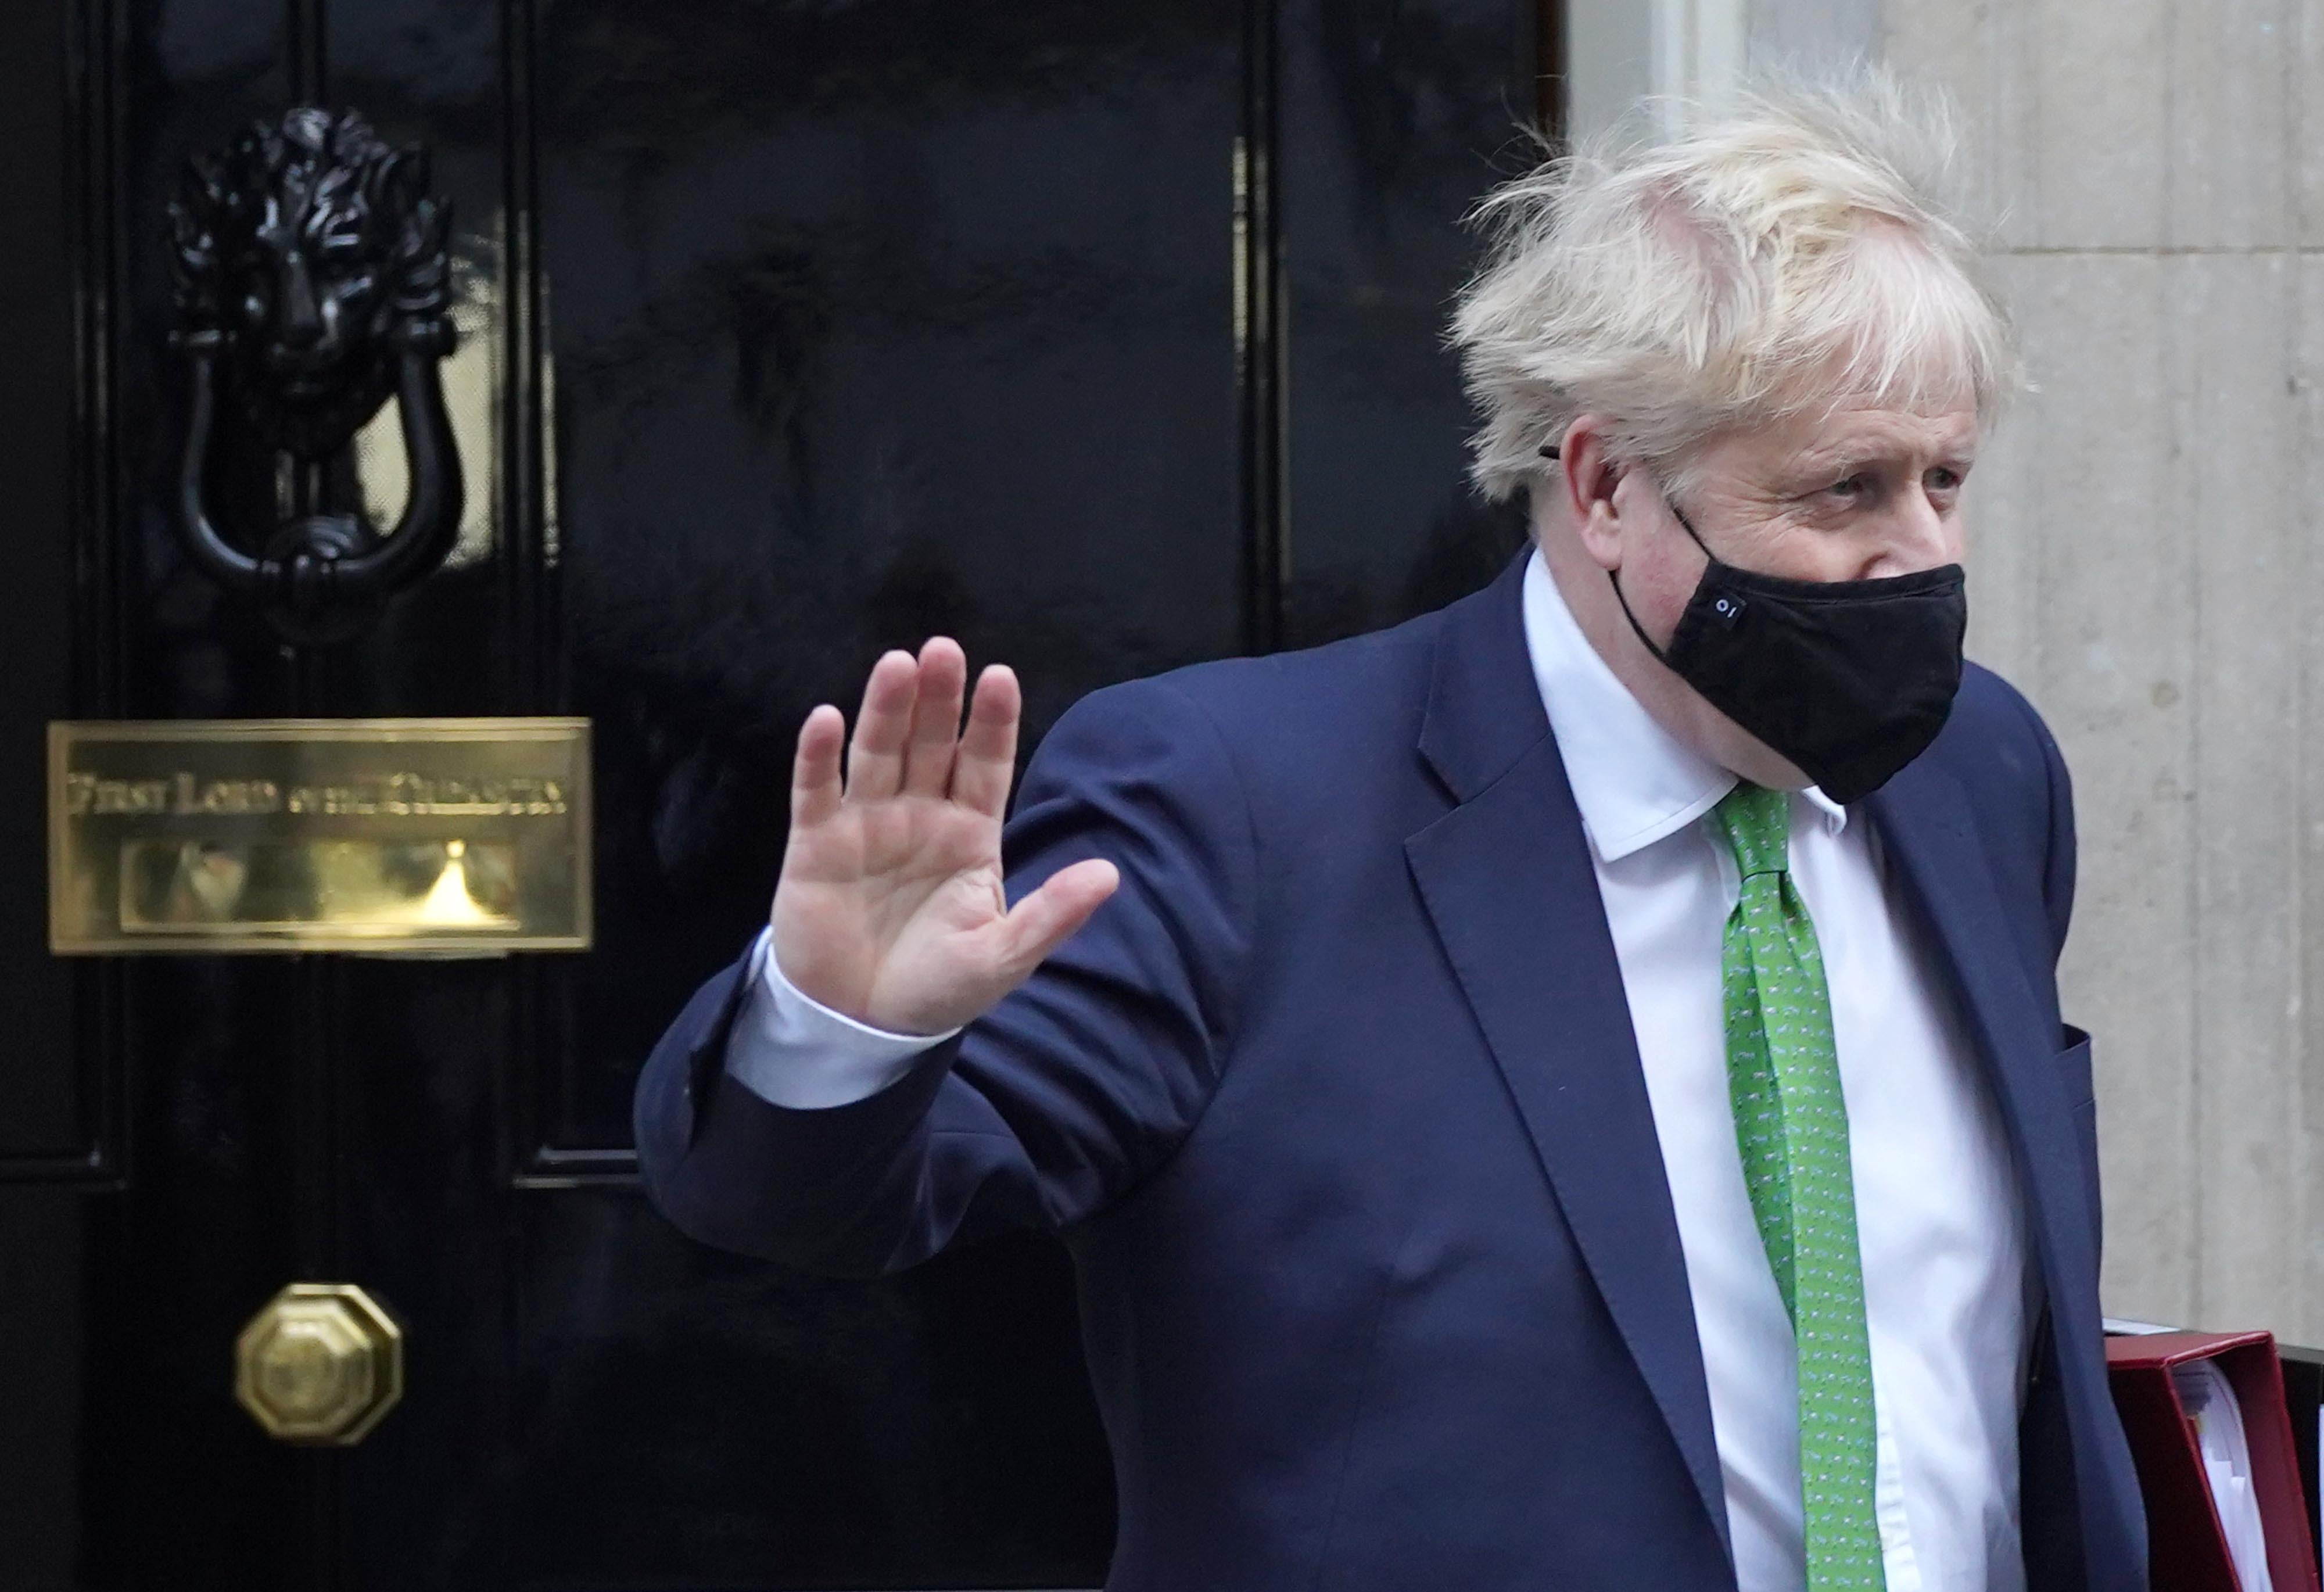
[1605,482,1716,667]
[1539,440,1702,667]
[1663,497,1717,561]
[1606,568,1672,665]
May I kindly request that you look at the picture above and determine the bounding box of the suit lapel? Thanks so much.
[1405,557,1728,1548]
[1864,761,2104,1371]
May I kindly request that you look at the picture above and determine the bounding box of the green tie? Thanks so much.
[1713,783,1887,1591]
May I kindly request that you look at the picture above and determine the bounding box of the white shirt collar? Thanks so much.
[1519,548,1847,864]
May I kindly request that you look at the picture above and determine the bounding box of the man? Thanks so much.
[636,76,2147,1590]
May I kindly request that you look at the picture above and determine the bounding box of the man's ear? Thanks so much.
[1557,416,1627,574]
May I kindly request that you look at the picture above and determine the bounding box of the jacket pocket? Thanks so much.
[2058,1024,2101,1254]
[2058,1024,2095,1109]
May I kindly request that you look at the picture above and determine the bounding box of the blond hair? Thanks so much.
[1449,70,2019,502]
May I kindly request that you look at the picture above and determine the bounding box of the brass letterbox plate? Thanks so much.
[49,718,590,954]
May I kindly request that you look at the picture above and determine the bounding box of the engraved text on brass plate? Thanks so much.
[49,719,590,953]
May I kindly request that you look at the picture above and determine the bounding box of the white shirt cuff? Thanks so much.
[722,927,963,1109]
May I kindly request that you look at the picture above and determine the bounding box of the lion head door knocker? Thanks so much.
[167,107,463,644]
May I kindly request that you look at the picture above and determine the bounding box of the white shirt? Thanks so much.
[725,550,2033,1592]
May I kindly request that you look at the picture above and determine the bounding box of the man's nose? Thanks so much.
[1864,492,1957,577]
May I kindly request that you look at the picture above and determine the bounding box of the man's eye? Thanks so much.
[1829,473,1873,500]
[1927,466,1964,493]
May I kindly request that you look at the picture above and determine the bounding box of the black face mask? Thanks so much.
[1602,489,1968,804]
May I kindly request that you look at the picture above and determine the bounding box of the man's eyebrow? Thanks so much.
[1789,430,1977,476]
[1783,444,1884,479]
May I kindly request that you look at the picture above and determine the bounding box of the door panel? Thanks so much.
[1279,0,1540,647]
[541,0,1250,1150]
[5,0,1550,1586]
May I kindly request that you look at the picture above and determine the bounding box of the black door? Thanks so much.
[1,1,1551,1584]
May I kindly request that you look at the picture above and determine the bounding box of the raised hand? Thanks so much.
[770,638,1121,1035]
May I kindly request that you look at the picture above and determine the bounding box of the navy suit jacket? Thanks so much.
[634,553,2149,1590]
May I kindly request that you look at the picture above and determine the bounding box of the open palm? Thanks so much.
[771,639,1120,1036]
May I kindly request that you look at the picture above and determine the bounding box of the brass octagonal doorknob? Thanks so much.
[234,1283,404,1445]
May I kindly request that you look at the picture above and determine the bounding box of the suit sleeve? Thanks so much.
[631,676,1259,1277]
[2006,685,2078,966]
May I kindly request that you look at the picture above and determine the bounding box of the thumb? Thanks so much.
[994,858,1120,980]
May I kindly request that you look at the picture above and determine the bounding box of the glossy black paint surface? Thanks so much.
[2,0,1545,1585]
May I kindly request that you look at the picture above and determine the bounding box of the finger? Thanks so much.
[995,858,1120,977]
[901,637,969,798]
[844,650,917,801]
[949,664,1021,817]
[790,704,845,829]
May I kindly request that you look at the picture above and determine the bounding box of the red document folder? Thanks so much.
[2106,1331,2324,1591]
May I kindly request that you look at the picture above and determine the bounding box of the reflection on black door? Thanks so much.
[1,0,1548,1585]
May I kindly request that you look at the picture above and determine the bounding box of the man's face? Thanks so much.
[1609,400,1979,650]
